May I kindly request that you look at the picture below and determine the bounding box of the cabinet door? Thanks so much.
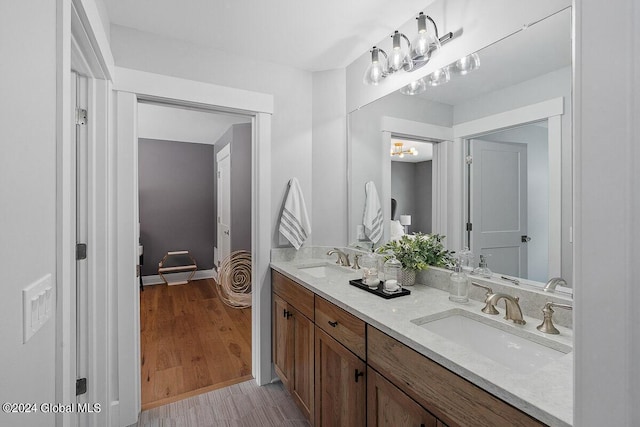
[367,367,437,427]
[273,294,292,387]
[290,306,314,421]
[315,327,366,427]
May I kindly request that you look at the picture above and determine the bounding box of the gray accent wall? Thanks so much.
[213,123,252,255]
[391,160,432,234]
[138,138,215,275]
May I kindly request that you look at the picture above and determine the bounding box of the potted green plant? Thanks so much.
[376,233,453,286]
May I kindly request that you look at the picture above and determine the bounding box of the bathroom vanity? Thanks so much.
[271,250,572,426]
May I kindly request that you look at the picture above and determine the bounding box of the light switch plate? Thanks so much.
[23,274,53,343]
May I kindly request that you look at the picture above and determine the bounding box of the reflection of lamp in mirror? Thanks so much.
[400,78,427,95]
[400,215,412,234]
[425,67,450,86]
[363,46,388,86]
[390,142,418,158]
[452,52,481,75]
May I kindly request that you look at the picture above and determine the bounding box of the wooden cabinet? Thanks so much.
[314,327,366,427]
[367,326,545,427]
[367,367,437,427]
[315,296,366,360]
[272,272,314,422]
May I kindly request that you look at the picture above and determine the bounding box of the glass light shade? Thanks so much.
[425,67,450,86]
[412,13,441,60]
[399,78,427,95]
[452,53,481,75]
[389,31,411,72]
[363,47,387,86]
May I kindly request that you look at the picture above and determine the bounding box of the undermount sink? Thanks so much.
[411,309,571,373]
[297,263,348,278]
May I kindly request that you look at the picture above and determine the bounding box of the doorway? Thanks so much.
[136,102,254,409]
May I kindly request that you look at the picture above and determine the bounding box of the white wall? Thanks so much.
[110,25,313,248]
[312,69,348,246]
[574,1,640,424]
[0,2,57,425]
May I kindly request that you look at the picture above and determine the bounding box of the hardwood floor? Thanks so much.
[141,278,252,410]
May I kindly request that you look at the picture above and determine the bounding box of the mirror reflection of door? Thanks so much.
[390,138,434,238]
[468,121,549,282]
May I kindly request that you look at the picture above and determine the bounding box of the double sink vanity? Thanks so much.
[271,247,573,426]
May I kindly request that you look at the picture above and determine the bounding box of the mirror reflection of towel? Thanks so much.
[279,178,311,250]
[363,181,383,244]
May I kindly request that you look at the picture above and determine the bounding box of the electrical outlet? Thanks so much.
[23,274,53,343]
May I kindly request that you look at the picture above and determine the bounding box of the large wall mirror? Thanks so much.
[348,7,573,288]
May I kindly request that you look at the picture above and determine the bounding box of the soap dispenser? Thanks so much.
[449,259,469,303]
[473,254,493,278]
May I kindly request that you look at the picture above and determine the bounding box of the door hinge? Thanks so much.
[76,378,87,396]
[76,243,87,260]
[76,108,87,126]
[465,155,473,165]
[466,223,473,232]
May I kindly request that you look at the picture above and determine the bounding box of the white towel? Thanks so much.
[279,178,311,250]
[363,181,383,244]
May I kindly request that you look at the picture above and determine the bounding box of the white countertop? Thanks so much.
[271,258,573,427]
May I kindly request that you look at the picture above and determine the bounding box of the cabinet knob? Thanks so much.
[354,369,364,383]
[328,320,338,328]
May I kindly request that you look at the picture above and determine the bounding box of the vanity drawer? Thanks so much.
[315,296,366,360]
[272,271,314,320]
[367,326,545,427]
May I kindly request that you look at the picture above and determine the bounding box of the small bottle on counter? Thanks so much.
[449,259,469,303]
[473,254,493,278]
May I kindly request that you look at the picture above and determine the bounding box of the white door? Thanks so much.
[217,145,231,267]
[470,139,528,277]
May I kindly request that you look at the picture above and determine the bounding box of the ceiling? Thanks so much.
[390,138,433,163]
[138,103,250,145]
[103,0,434,71]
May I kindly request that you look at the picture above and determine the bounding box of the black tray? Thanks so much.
[349,279,411,299]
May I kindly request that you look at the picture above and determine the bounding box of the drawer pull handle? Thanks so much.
[354,369,364,383]
[328,320,338,327]
[283,309,293,319]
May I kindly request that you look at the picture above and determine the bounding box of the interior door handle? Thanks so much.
[521,235,531,243]
[224,230,230,235]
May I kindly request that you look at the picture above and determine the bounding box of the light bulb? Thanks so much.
[425,67,450,86]
[400,78,427,95]
[399,153,404,158]
[413,149,418,156]
[389,31,411,72]
[363,47,388,85]
[412,13,441,60]
[452,53,481,75]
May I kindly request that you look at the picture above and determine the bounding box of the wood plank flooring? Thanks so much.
[137,379,310,427]
[141,278,252,410]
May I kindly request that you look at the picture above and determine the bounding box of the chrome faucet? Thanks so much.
[471,282,526,325]
[327,248,351,267]
[537,302,572,334]
[543,277,567,293]
[351,254,362,270]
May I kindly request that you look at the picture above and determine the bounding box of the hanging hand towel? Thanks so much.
[363,181,383,244]
[279,178,311,250]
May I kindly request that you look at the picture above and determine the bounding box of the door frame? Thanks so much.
[57,1,114,426]
[452,97,565,278]
[113,67,274,426]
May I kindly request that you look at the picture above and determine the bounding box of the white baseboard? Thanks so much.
[142,269,217,286]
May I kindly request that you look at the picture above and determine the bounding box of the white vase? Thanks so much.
[401,269,416,286]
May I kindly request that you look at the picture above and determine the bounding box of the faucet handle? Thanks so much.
[536,302,572,334]
[471,282,499,315]
[352,254,362,270]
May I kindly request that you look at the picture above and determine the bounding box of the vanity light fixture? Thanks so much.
[424,67,451,86]
[451,52,481,75]
[390,141,418,158]
[363,12,455,86]
[400,52,481,95]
